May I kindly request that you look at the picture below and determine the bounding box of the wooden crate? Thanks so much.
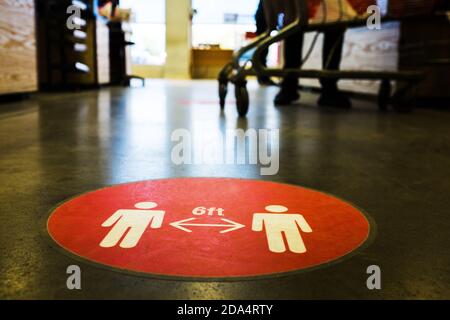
[191,48,234,79]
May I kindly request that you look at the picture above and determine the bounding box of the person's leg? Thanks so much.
[255,2,268,65]
[255,1,274,85]
[318,28,352,108]
[320,28,345,92]
[274,31,304,105]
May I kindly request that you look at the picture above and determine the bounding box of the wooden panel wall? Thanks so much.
[192,49,234,79]
[0,0,38,94]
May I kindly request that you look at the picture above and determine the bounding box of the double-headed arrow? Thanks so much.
[170,217,245,234]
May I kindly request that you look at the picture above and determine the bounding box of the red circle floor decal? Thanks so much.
[47,178,372,279]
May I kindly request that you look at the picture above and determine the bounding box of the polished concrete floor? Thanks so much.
[0,80,449,299]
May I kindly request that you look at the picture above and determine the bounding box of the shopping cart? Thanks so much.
[218,0,428,116]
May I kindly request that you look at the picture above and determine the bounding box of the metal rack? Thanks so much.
[37,0,104,89]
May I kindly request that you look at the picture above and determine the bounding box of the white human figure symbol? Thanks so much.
[99,202,165,249]
[252,205,312,254]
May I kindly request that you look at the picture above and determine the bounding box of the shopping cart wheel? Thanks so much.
[219,82,228,109]
[235,84,249,117]
[378,80,391,111]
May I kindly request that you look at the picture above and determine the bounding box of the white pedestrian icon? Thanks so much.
[100,202,165,249]
[252,205,312,254]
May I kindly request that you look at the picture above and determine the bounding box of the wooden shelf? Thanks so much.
[191,48,234,79]
[37,0,110,89]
